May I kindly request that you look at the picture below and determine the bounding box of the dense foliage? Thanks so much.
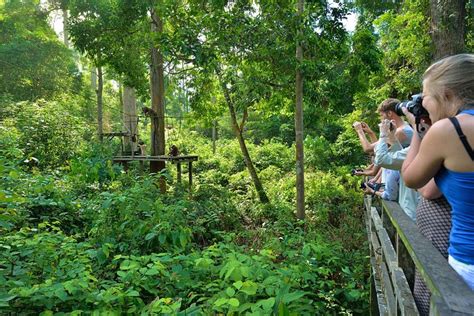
[0,1,80,101]
[1,112,368,313]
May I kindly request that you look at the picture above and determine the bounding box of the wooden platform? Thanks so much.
[112,155,198,189]
[113,155,198,162]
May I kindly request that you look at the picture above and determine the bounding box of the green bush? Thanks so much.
[2,99,90,169]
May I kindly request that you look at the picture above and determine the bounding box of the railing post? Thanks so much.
[397,235,415,291]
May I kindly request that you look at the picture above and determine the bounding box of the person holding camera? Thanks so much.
[377,98,414,148]
[373,118,419,221]
[352,98,413,153]
[352,121,379,154]
[402,54,474,290]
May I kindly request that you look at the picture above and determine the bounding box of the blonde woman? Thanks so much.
[402,54,474,290]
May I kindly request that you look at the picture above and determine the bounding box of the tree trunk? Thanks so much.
[430,0,466,60]
[218,73,269,204]
[295,0,305,220]
[91,67,97,91]
[62,8,69,48]
[149,8,166,191]
[123,86,138,154]
[97,65,103,142]
[212,119,217,155]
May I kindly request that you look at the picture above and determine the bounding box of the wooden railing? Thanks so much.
[364,196,474,315]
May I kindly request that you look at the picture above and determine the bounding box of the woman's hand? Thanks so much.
[402,108,432,138]
[402,107,416,127]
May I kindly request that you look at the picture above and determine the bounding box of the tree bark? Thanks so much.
[149,7,166,191]
[97,65,103,142]
[430,0,466,60]
[218,71,269,204]
[91,67,97,91]
[62,8,69,48]
[212,119,217,155]
[295,0,305,220]
[123,86,138,153]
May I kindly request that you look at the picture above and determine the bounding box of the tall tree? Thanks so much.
[68,0,148,142]
[69,0,166,170]
[123,85,138,152]
[295,0,305,219]
[165,0,350,203]
[45,0,71,47]
[149,7,166,180]
[430,0,467,60]
[0,0,78,101]
[97,65,103,141]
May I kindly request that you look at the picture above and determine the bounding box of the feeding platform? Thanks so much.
[113,155,198,188]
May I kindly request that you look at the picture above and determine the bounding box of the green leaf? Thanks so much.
[55,287,68,301]
[225,287,235,297]
[64,282,76,294]
[214,298,228,307]
[179,233,188,247]
[233,280,243,290]
[260,297,275,311]
[282,291,306,304]
[278,302,290,316]
[120,259,139,270]
[195,258,213,269]
[240,281,258,295]
[145,232,157,240]
[145,268,160,276]
[126,290,140,297]
[158,234,166,244]
[0,294,16,307]
[228,298,240,307]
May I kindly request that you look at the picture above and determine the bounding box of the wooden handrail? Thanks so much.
[365,197,474,315]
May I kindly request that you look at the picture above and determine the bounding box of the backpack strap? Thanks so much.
[448,117,474,161]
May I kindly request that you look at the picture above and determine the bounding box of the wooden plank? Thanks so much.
[380,200,474,314]
[113,155,198,162]
[429,295,455,316]
[371,207,418,315]
[365,197,384,316]
[371,256,389,316]
[188,161,193,189]
[370,226,397,315]
[393,268,418,316]
[397,234,415,292]
[177,162,181,183]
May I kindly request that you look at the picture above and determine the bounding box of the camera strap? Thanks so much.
[448,117,474,161]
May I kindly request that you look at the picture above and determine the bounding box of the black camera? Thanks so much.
[351,168,363,176]
[395,94,429,119]
[360,182,381,191]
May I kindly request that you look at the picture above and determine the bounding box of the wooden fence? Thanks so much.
[365,196,474,315]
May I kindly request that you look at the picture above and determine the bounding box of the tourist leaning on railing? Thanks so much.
[402,53,474,291]
[362,167,399,201]
[374,119,419,221]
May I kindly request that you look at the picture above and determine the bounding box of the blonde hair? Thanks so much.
[423,54,474,117]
